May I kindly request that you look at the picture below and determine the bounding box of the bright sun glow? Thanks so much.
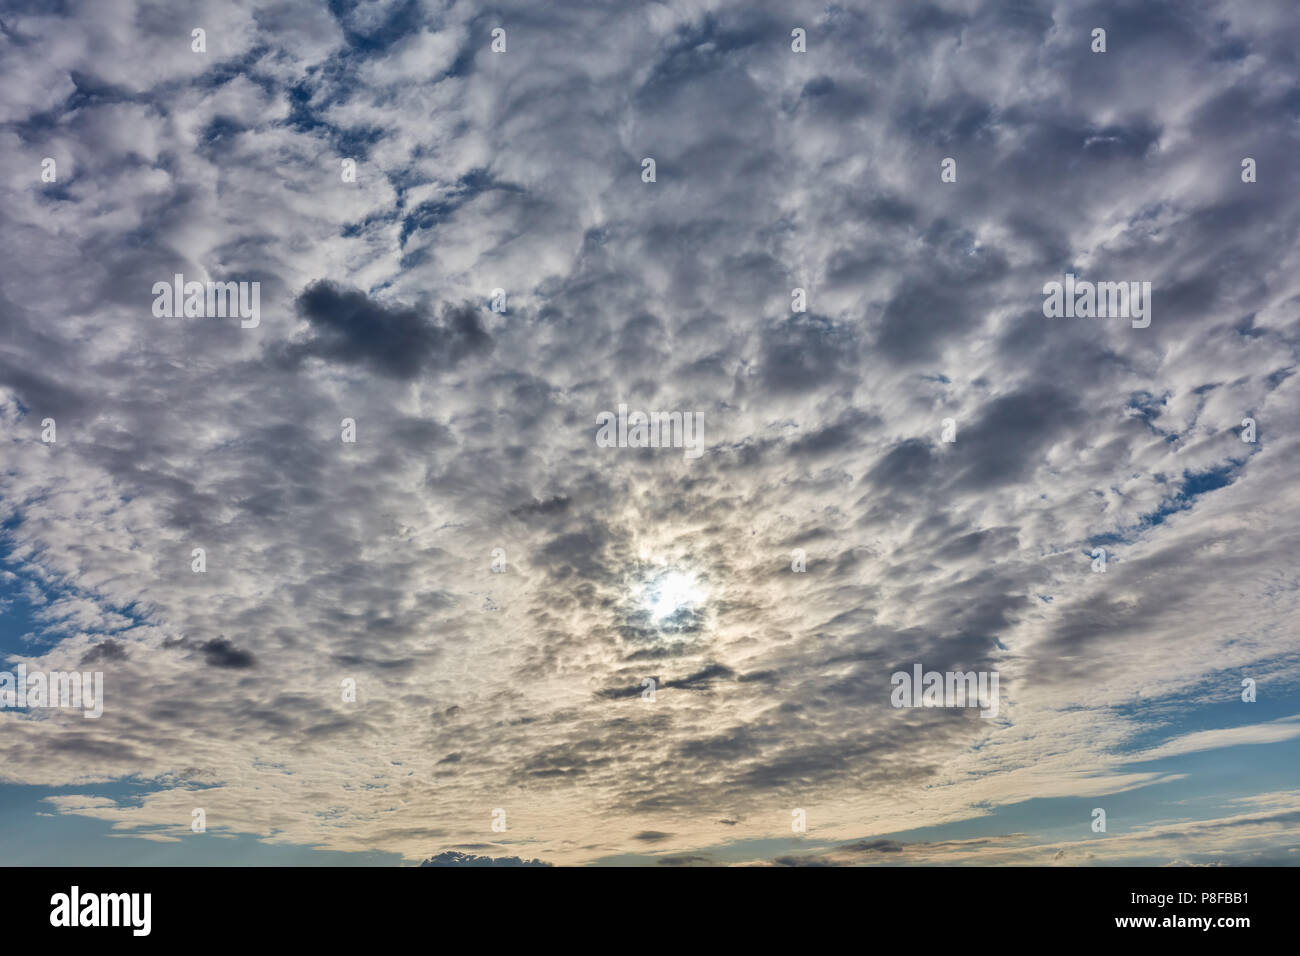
[645,570,705,624]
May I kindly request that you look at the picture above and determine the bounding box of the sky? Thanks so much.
[1,0,1299,867]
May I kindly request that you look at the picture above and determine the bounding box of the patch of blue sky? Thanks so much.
[0,779,401,865]
[1090,461,1245,548]
[0,546,150,660]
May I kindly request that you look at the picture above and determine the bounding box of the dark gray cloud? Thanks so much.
[79,638,128,665]
[281,281,493,379]
[200,638,256,669]
[420,851,552,867]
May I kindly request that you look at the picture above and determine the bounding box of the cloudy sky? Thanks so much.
[2,0,1299,867]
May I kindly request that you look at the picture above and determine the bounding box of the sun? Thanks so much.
[642,569,706,626]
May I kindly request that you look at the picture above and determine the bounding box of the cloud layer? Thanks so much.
[1,0,1299,865]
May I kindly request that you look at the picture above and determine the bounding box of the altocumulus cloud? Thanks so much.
[0,0,1298,866]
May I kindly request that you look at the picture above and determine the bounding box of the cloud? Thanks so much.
[198,638,256,670]
[281,281,493,379]
[420,851,552,867]
[0,0,1297,868]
